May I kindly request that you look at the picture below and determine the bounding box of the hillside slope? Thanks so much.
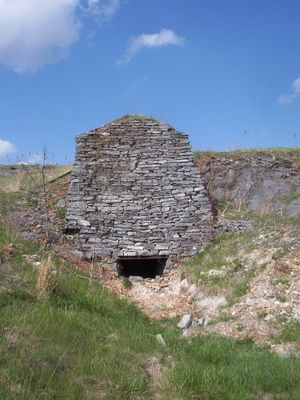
[0,148,300,398]
[1,187,300,399]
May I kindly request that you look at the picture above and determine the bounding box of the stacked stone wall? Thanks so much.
[65,117,215,269]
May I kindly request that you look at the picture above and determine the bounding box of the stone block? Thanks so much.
[177,314,193,329]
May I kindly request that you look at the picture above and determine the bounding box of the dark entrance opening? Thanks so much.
[64,227,80,235]
[117,256,168,279]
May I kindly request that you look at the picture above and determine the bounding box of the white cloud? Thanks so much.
[117,29,185,65]
[277,94,295,105]
[0,0,81,72]
[292,77,300,94]
[0,139,16,160]
[0,0,122,72]
[278,77,300,105]
[86,0,121,20]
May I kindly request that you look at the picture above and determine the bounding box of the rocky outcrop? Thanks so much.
[195,152,300,216]
[65,116,215,269]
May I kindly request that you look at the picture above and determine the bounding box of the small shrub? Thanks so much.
[56,207,66,220]
[26,196,39,208]
[276,294,288,303]
[218,313,234,322]
[122,276,133,289]
[257,311,268,319]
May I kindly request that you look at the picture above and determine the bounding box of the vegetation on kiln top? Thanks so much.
[111,114,159,123]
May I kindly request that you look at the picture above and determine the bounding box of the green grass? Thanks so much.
[2,194,300,398]
[184,203,300,307]
[220,201,300,227]
[55,207,66,220]
[167,336,300,400]
[0,191,21,216]
[275,294,288,303]
[122,276,133,289]
[184,233,255,305]
[193,147,300,161]
[0,173,15,190]
[3,233,300,400]
[17,164,72,192]
[277,322,300,345]
[0,224,164,399]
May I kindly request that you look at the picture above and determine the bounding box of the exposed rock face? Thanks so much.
[65,117,215,269]
[196,153,300,216]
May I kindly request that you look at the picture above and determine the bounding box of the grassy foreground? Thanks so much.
[1,197,300,399]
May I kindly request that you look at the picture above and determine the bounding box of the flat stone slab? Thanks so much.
[129,275,144,282]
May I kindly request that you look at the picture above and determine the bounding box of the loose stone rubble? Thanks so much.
[65,116,215,270]
[202,250,300,346]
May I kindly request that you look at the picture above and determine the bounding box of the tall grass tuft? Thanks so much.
[36,255,53,297]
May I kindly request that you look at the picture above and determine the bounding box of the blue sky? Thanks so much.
[0,0,300,163]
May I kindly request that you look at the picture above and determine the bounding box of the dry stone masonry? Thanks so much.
[65,116,215,272]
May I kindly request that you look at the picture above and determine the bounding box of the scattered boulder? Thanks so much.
[177,314,193,329]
